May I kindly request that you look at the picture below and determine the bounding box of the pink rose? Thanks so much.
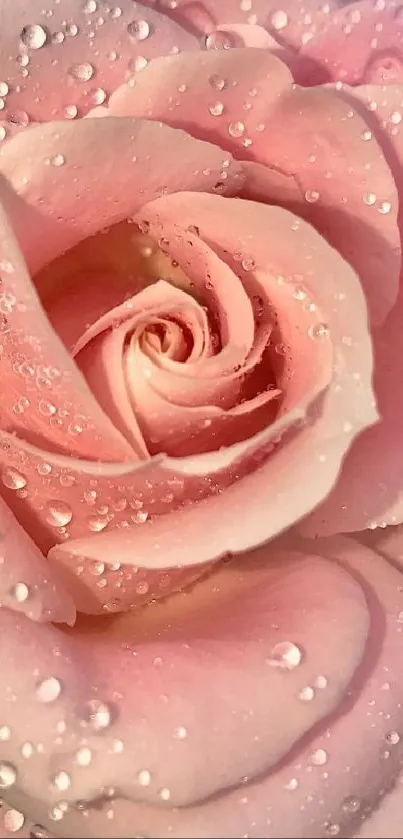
[0,1,402,837]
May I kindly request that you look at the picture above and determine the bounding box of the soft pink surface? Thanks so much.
[0,1,400,837]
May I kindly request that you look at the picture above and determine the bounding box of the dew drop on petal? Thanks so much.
[205,30,234,50]
[82,699,112,731]
[127,19,151,40]
[45,501,73,527]
[52,771,71,792]
[36,676,62,703]
[4,809,25,833]
[10,582,30,603]
[270,10,289,30]
[298,685,315,701]
[20,24,48,49]
[209,101,225,116]
[76,746,92,766]
[2,468,27,490]
[342,796,362,813]
[310,748,328,765]
[68,62,95,81]
[267,641,303,670]
[228,121,245,138]
[385,730,400,744]
[174,725,188,740]
[138,769,152,786]
[0,762,17,789]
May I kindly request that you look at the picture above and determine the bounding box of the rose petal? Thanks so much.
[0,493,75,624]
[0,180,134,462]
[0,542,368,815]
[107,47,401,326]
[50,536,403,839]
[0,116,244,275]
[299,0,403,85]
[0,0,200,124]
[300,84,403,536]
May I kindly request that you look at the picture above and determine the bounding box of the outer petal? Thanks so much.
[301,84,403,536]
[0,542,369,819]
[5,538,403,839]
[107,48,401,326]
[0,0,200,124]
[299,0,403,85]
[0,494,75,624]
[0,116,244,274]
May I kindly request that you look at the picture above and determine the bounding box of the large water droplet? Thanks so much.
[1,467,27,490]
[82,698,112,731]
[52,771,71,792]
[310,747,328,765]
[20,24,48,49]
[342,796,361,813]
[10,582,30,603]
[298,685,315,701]
[268,641,303,670]
[45,501,73,527]
[127,19,151,40]
[36,676,62,703]
[205,30,234,50]
[68,62,95,82]
[4,809,25,833]
[0,762,17,789]
[270,9,289,30]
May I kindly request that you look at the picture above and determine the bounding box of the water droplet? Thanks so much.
[385,730,400,745]
[267,641,303,670]
[138,769,152,786]
[82,699,112,731]
[378,200,392,214]
[209,101,225,116]
[50,154,65,167]
[209,74,227,91]
[129,56,148,72]
[174,724,188,739]
[68,62,95,82]
[0,762,17,789]
[241,257,256,272]
[76,746,92,766]
[271,9,289,29]
[36,676,62,703]
[309,322,329,339]
[298,685,315,701]
[363,191,377,206]
[135,580,149,595]
[4,809,25,833]
[342,796,361,813]
[228,121,245,138]
[0,725,11,741]
[159,787,171,801]
[284,777,299,790]
[305,189,320,203]
[63,104,78,119]
[2,468,27,490]
[205,30,234,50]
[88,515,108,532]
[314,674,328,689]
[88,87,107,105]
[10,582,29,603]
[21,742,34,758]
[310,748,328,765]
[325,823,340,837]
[30,826,48,839]
[53,771,71,792]
[82,0,97,11]
[45,501,73,527]
[20,24,48,49]
[127,19,151,40]
[0,82,9,97]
